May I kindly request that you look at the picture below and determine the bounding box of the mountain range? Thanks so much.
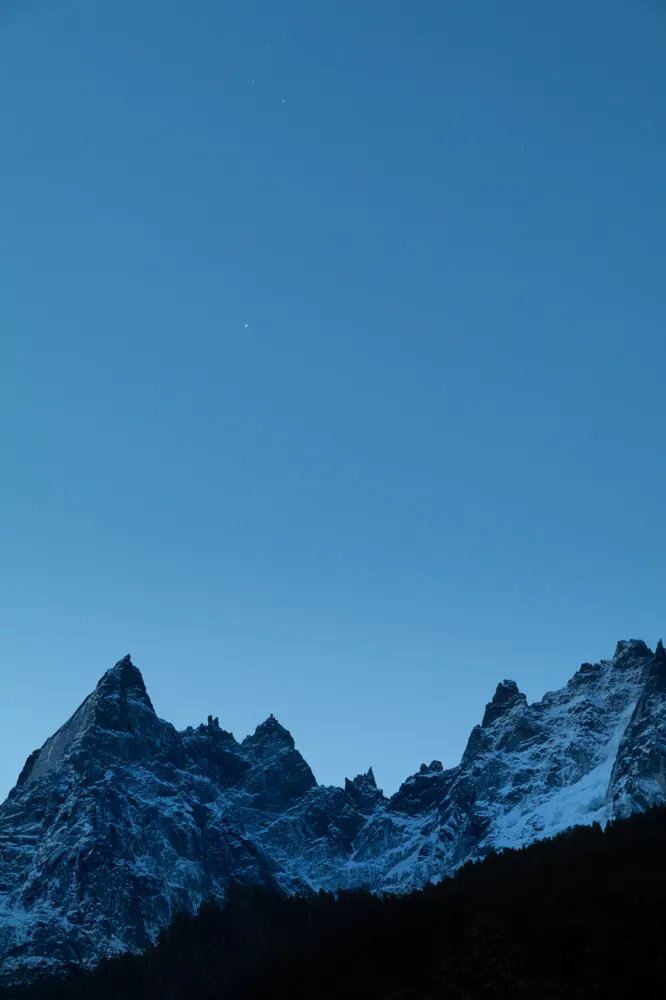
[1,638,666,982]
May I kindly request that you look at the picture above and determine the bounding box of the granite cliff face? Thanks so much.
[1,640,665,980]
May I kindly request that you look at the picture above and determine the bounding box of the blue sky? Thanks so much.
[1,0,665,800]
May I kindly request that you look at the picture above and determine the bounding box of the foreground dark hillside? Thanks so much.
[7,805,666,999]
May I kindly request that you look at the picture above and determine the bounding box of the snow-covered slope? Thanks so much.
[1,640,665,980]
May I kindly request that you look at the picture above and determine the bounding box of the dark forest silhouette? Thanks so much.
[7,805,666,999]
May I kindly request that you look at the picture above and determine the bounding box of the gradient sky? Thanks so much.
[1,0,665,801]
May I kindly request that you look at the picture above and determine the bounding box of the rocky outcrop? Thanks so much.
[481,680,527,728]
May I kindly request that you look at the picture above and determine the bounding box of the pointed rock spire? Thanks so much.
[240,716,316,808]
[481,679,527,728]
[97,655,155,713]
[9,657,161,793]
[241,715,297,759]
[345,766,384,810]
[347,766,377,789]
[85,655,160,740]
[655,639,666,663]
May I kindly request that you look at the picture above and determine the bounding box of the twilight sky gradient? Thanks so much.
[1,0,666,801]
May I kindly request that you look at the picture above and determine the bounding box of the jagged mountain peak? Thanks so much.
[363,766,377,787]
[11,657,158,792]
[242,714,295,755]
[96,654,155,712]
[346,766,378,789]
[613,638,654,662]
[237,716,317,811]
[2,640,666,981]
[344,766,384,811]
[481,678,527,728]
